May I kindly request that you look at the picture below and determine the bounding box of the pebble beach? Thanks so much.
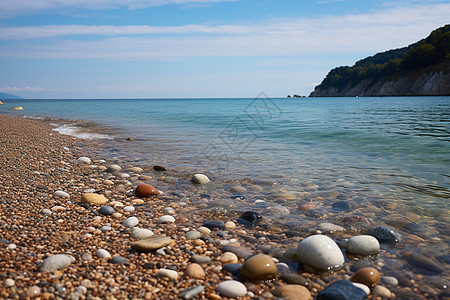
[1,114,449,300]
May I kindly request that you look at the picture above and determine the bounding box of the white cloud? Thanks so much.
[0,0,237,18]
[0,86,44,92]
[0,3,449,59]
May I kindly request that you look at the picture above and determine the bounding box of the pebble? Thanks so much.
[240,254,278,282]
[279,273,308,286]
[96,249,111,259]
[157,269,179,281]
[186,263,206,279]
[27,286,41,298]
[365,225,401,244]
[191,174,210,184]
[272,284,312,300]
[203,220,224,230]
[110,256,129,264]
[197,226,211,234]
[98,205,115,216]
[346,235,380,255]
[190,254,212,264]
[130,227,154,239]
[106,164,121,172]
[317,222,344,233]
[122,216,139,227]
[351,267,381,288]
[372,285,392,298]
[75,157,91,165]
[220,252,239,264]
[238,211,263,226]
[154,165,168,171]
[39,254,75,272]
[351,282,370,295]
[178,285,205,300]
[222,245,253,259]
[224,221,236,229]
[7,243,17,250]
[156,215,175,224]
[134,183,159,197]
[4,278,15,287]
[123,205,135,212]
[185,230,201,240]
[404,252,444,274]
[81,252,93,261]
[131,236,172,252]
[100,225,111,231]
[54,190,70,198]
[216,280,247,298]
[42,208,52,215]
[381,276,398,286]
[297,235,345,271]
[81,193,108,206]
[317,280,367,300]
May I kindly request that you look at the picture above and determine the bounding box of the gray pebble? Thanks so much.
[98,205,115,216]
[179,285,205,300]
[185,230,201,240]
[190,255,211,264]
[110,256,129,264]
[123,216,139,228]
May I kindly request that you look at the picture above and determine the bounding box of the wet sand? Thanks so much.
[0,115,448,299]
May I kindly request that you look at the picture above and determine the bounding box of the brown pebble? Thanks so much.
[351,267,380,288]
[185,263,206,279]
[134,183,159,197]
[273,284,312,300]
[240,254,278,282]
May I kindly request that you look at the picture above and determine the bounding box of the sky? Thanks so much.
[0,0,449,99]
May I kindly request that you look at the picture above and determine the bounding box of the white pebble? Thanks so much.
[347,235,380,255]
[123,206,135,212]
[123,216,139,227]
[7,243,17,250]
[217,280,247,297]
[39,254,75,272]
[96,249,111,259]
[191,174,210,184]
[76,157,91,165]
[4,278,15,287]
[352,282,370,295]
[54,190,70,198]
[157,269,178,281]
[130,227,154,239]
[156,215,175,224]
[42,209,52,216]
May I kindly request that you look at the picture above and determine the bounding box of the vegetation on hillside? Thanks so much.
[313,24,450,93]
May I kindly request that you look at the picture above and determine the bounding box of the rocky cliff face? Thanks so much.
[310,63,450,97]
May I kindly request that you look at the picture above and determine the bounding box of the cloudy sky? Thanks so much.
[0,0,449,98]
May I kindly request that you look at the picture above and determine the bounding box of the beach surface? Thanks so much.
[0,115,448,299]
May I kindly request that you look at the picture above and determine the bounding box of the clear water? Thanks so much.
[2,96,449,227]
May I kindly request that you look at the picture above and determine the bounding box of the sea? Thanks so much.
[1,95,449,257]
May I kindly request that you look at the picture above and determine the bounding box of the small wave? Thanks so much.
[51,123,112,140]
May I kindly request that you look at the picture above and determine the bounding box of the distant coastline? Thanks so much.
[0,92,22,100]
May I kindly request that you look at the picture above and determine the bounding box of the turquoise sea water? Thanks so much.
[1,96,449,228]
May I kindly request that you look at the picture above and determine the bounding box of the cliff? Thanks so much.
[310,25,450,97]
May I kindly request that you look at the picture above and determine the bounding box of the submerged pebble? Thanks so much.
[297,235,345,271]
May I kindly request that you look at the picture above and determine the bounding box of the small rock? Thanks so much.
[54,190,70,198]
[404,252,444,274]
[26,286,41,298]
[7,243,17,250]
[381,276,398,286]
[203,220,225,230]
[186,263,206,279]
[220,252,239,264]
[96,249,111,259]
[154,165,168,171]
[238,211,262,227]
[129,167,143,173]
[317,280,367,300]
[351,282,370,295]
[191,174,210,184]
[317,223,344,233]
[42,209,52,216]
[4,279,15,287]
[110,256,129,264]
[297,235,345,271]
[131,236,172,252]
[279,273,309,286]
[222,245,253,259]
[197,226,211,234]
[156,215,175,224]
[240,254,278,282]
[81,193,108,206]
[216,280,247,298]
[76,157,91,165]
[157,269,178,281]
[134,183,159,197]
[179,285,205,300]
[365,225,401,244]
[185,230,201,240]
[190,255,212,264]
[122,216,139,228]
[351,267,381,288]
[346,235,380,256]
[131,227,154,240]
[81,252,93,261]
[372,285,392,298]
[98,205,115,216]
[224,221,236,229]
[123,205,135,212]
[273,284,312,300]
[39,254,75,272]
[106,164,121,173]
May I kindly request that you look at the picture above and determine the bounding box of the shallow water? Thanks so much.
[2,96,449,234]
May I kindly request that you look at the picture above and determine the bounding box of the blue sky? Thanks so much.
[0,0,449,99]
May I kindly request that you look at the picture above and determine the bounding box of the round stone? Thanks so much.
[273,284,312,300]
[186,263,206,279]
[39,254,75,272]
[123,205,135,212]
[76,157,91,165]
[122,216,139,228]
[372,285,392,298]
[4,279,15,287]
[42,209,52,216]
[110,256,129,264]
[185,230,201,240]
[381,276,398,286]
[317,222,344,233]
[352,282,370,295]
[96,249,111,259]
[54,190,70,198]
[220,252,239,264]
[157,269,179,281]
[81,193,108,206]
[217,280,247,298]
[156,215,175,224]
[131,227,154,240]
[224,221,236,229]
[365,225,401,244]
[197,226,211,234]
[27,286,41,298]
[129,167,143,173]
[296,234,345,271]
[106,164,121,173]
[347,235,380,256]
[131,236,173,252]
[98,205,115,216]
[351,267,381,288]
[134,183,159,197]
[7,243,17,250]
[240,254,278,282]
[191,174,210,184]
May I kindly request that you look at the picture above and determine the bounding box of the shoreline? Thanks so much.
[0,115,448,299]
